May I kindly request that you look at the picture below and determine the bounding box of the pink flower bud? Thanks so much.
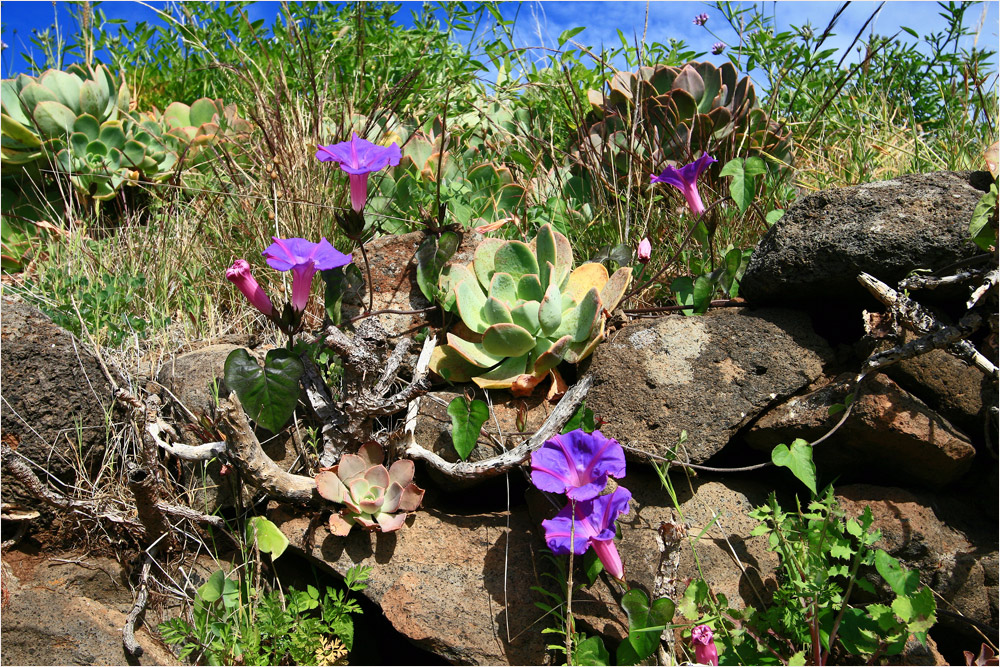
[637,237,652,263]
[691,624,719,666]
[226,260,274,318]
[591,537,625,580]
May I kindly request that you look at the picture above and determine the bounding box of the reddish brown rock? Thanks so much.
[837,484,997,637]
[745,373,975,488]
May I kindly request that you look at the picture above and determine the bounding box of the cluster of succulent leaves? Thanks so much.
[429,224,632,393]
[159,562,370,666]
[1,62,251,269]
[676,488,936,665]
[582,61,794,190]
[315,442,425,535]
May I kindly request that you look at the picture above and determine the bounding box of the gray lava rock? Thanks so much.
[586,309,830,464]
[741,171,992,307]
[1,296,119,501]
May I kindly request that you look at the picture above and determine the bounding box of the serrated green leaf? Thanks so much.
[771,439,817,495]
[892,586,936,637]
[224,348,303,434]
[447,395,489,461]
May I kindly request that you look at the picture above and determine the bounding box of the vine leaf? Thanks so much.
[447,395,489,461]
[617,588,675,663]
[224,348,303,434]
[247,516,289,560]
[771,438,817,495]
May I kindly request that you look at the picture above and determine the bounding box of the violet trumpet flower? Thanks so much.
[530,429,626,502]
[541,487,631,580]
[226,259,275,317]
[691,624,720,665]
[316,132,402,212]
[262,237,352,313]
[650,153,717,217]
[637,237,651,263]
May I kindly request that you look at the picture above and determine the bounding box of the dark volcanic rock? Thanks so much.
[586,309,830,464]
[741,171,991,307]
[1,296,119,501]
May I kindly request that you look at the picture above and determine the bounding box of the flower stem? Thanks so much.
[358,240,375,312]
[566,499,575,664]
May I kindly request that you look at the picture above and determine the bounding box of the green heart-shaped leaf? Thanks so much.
[447,395,490,461]
[246,516,289,560]
[224,348,304,434]
[771,438,817,495]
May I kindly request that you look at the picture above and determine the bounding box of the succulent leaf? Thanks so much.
[601,266,634,313]
[538,283,563,336]
[33,100,76,137]
[387,460,415,487]
[364,465,390,489]
[429,344,482,382]
[455,278,489,334]
[509,300,541,333]
[492,240,538,281]
[484,296,514,325]
[473,237,504,288]
[472,353,529,389]
[516,273,544,302]
[316,470,348,504]
[482,323,535,358]
[357,441,384,467]
[446,332,505,368]
[489,272,518,304]
[565,263,610,303]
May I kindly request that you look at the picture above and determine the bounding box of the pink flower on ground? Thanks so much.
[691,624,719,665]
[316,132,402,212]
[226,259,274,317]
[650,154,717,217]
[637,237,651,263]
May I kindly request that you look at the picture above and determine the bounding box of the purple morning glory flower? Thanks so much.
[712,42,726,55]
[541,487,632,580]
[262,237,352,313]
[530,429,626,501]
[226,259,275,317]
[693,13,709,26]
[316,132,402,212]
[650,153,717,217]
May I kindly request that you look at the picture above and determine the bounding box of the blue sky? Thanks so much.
[2,1,997,85]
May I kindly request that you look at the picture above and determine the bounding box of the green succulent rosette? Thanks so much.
[430,224,632,395]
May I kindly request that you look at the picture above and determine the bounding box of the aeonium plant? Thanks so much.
[315,442,425,535]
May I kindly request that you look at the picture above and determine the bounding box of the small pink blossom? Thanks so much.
[637,237,651,263]
[226,260,274,317]
[691,624,719,665]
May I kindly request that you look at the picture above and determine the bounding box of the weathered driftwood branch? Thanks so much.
[968,268,998,309]
[399,374,594,480]
[858,272,996,377]
[300,356,347,467]
[218,392,317,503]
[1,443,142,528]
[897,266,991,291]
[127,463,172,546]
[122,545,157,658]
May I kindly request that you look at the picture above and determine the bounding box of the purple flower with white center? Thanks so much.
[712,41,726,55]
[650,153,717,217]
[262,237,352,313]
[693,13,709,26]
[226,259,275,318]
[691,624,720,665]
[541,487,631,580]
[316,132,402,212]
[530,429,626,501]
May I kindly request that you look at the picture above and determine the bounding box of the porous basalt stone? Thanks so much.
[586,308,830,464]
[741,171,992,307]
[1,296,119,502]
